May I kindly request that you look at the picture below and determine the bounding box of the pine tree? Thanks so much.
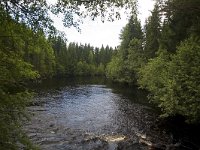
[144,3,161,59]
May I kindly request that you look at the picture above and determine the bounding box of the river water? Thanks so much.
[24,77,200,150]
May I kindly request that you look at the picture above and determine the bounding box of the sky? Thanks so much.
[52,0,155,48]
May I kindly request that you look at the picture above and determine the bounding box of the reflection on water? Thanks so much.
[25,77,199,150]
[38,84,153,135]
[31,77,156,133]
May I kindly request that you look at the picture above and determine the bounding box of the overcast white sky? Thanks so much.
[53,0,155,48]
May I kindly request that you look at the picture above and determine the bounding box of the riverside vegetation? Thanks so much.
[0,0,200,149]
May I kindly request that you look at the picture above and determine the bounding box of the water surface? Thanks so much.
[24,77,199,150]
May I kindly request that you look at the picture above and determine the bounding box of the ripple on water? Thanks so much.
[24,84,171,150]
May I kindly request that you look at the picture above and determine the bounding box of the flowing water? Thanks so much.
[24,77,200,150]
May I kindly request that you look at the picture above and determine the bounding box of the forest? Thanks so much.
[0,0,200,149]
[106,0,200,123]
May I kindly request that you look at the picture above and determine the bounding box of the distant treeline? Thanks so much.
[23,33,115,78]
[48,37,115,77]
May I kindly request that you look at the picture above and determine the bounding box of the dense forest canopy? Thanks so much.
[1,0,200,149]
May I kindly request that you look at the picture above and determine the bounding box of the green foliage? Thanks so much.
[127,38,146,79]
[24,33,56,77]
[106,15,144,83]
[144,3,161,59]
[160,0,200,52]
[168,37,200,122]
[106,0,200,123]
[139,37,200,123]
[0,23,39,150]
[138,50,171,105]
[106,55,125,82]
[119,16,143,60]
[76,61,91,76]
[48,36,114,77]
[0,8,58,149]
[0,0,54,33]
[96,63,105,76]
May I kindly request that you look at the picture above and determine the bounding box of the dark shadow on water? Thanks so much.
[29,76,107,90]
[29,77,154,109]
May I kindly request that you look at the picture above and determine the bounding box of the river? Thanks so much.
[24,77,200,150]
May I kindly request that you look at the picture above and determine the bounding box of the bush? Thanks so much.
[139,37,200,123]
